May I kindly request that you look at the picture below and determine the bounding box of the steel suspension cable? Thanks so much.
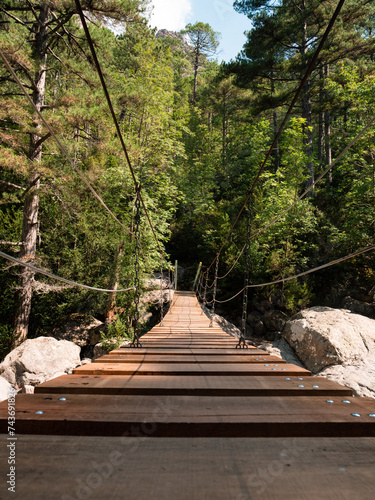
[237,205,252,349]
[0,48,132,236]
[209,256,220,327]
[214,244,375,304]
[0,251,135,293]
[130,191,142,348]
[206,0,346,273]
[75,0,168,267]
[217,111,375,281]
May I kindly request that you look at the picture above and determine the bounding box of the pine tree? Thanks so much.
[181,22,220,104]
[0,0,147,345]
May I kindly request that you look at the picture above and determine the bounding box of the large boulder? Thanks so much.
[50,315,104,357]
[0,337,81,390]
[284,307,375,397]
[0,376,13,402]
[284,307,375,372]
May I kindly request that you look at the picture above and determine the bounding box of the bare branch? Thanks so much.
[33,132,52,150]
[25,0,39,23]
[0,241,22,246]
[0,179,25,190]
[0,7,28,26]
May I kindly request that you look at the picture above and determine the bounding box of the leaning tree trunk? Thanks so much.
[192,47,199,104]
[271,78,280,174]
[318,67,325,170]
[105,243,125,324]
[301,10,314,193]
[13,4,49,346]
[324,65,332,183]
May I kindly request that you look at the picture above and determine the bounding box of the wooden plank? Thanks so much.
[35,374,353,397]
[94,354,286,364]
[138,339,237,343]
[128,344,242,349]
[72,362,310,376]
[1,394,374,437]
[1,436,374,500]
[116,344,251,350]
[134,341,241,346]
[141,334,233,338]
[109,347,258,355]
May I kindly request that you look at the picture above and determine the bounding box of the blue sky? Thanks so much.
[147,0,251,62]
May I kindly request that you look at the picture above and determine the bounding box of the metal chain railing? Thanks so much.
[130,191,142,348]
[168,268,173,314]
[201,270,209,315]
[237,205,252,349]
[209,256,220,327]
[159,264,164,327]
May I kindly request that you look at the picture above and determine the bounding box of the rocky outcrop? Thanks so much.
[284,307,375,397]
[342,296,375,319]
[0,337,81,390]
[284,307,375,372]
[49,315,104,358]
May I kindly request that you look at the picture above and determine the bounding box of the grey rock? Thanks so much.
[255,300,272,314]
[50,316,103,348]
[0,376,13,401]
[257,338,306,369]
[247,312,262,324]
[342,296,375,319]
[80,358,92,365]
[22,384,35,394]
[317,356,375,398]
[0,337,81,389]
[263,310,288,332]
[254,320,264,337]
[284,307,375,373]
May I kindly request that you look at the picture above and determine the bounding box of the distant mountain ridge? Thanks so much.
[156,29,191,54]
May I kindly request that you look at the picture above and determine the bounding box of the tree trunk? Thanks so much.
[318,68,325,170]
[301,10,314,192]
[193,47,199,104]
[13,4,49,346]
[105,243,125,324]
[271,79,280,174]
[222,96,227,166]
[324,65,332,183]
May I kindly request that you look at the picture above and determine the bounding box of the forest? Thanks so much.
[1,0,375,359]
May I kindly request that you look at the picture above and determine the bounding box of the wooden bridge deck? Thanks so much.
[1,290,375,499]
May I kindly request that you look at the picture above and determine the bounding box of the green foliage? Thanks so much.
[0,323,13,362]
[101,317,132,352]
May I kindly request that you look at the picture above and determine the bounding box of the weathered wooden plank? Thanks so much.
[141,334,233,338]
[1,436,374,500]
[117,344,250,350]
[72,362,310,376]
[94,354,285,364]
[127,343,242,349]
[139,339,237,343]
[1,394,374,437]
[35,374,353,397]
[109,347,258,355]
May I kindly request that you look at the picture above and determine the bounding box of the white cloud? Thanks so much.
[149,0,193,31]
